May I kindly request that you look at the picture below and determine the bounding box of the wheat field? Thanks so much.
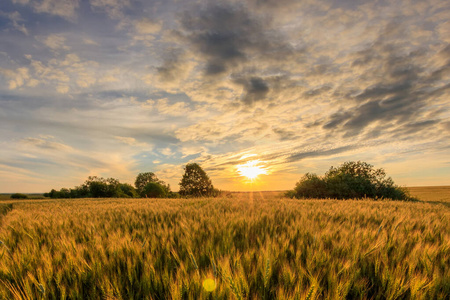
[0,188,449,299]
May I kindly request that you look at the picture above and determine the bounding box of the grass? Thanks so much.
[0,188,448,299]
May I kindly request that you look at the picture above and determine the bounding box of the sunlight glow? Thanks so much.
[236,160,268,181]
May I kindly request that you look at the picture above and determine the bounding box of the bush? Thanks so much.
[287,161,414,201]
[142,182,167,198]
[10,193,28,199]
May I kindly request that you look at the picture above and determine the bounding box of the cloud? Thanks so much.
[90,0,130,20]
[153,98,191,116]
[160,147,174,157]
[30,0,80,21]
[39,34,71,51]
[321,22,449,137]
[180,145,207,158]
[180,2,292,76]
[12,0,29,4]
[114,136,150,148]
[83,38,99,46]
[21,53,100,93]
[134,18,162,35]
[233,76,270,105]
[0,11,29,35]
[153,48,194,89]
[437,21,450,43]
[21,137,73,152]
[285,145,358,163]
[0,67,32,89]
[0,134,143,191]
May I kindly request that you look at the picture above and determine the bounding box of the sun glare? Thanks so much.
[236,160,267,181]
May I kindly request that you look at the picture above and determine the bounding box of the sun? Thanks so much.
[236,160,267,181]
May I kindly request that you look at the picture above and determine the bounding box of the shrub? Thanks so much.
[287,161,414,201]
[10,193,28,199]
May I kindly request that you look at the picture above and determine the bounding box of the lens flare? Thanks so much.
[202,278,216,292]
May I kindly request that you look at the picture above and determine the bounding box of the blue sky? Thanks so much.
[0,0,449,192]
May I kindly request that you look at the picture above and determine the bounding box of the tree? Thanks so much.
[46,176,139,199]
[287,161,413,200]
[292,173,328,199]
[135,172,169,197]
[179,163,215,197]
[118,183,139,198]
[81,176,123,198]
[142,182,167,198]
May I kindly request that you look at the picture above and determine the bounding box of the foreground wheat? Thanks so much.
[0,192,449,299]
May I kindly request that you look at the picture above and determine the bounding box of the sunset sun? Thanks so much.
[236,160,267,181]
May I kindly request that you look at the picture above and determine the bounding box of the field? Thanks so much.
[0,188,449,299]
[407,186,450,206]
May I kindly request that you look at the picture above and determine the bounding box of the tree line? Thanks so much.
[285,161,416,201]
[44,160,414,201]
[45,163,219,199]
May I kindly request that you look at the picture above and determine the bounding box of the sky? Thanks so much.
[0,0,449,193]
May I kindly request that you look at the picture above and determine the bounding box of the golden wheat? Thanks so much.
[0,190,448,299]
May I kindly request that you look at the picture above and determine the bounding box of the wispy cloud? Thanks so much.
[14,0,80,21]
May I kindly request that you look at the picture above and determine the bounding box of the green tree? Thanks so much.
[292,173,328,199]
[58,188,71,198]
[142,182,167,198]
[47,176,138,198]
[81,176,123,198]
[135,172,169,197]
[179,163,215,197]
[118,183,139,198]
[287,161,413,200]
[49,189,60,198]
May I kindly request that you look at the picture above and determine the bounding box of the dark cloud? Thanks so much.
[303,84,333,98]
[180,2,292,76]
[402,120,440,134]
[247,0,297,9]
[286,145,358,163]
[233,76,269,104]
[156,48,185,82]
[272,127,296,141]
[324,25,449,137]
[323,111,352,129]
[351,49,379,67]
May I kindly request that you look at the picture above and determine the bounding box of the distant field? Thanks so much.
[0,194,45,201]
[407,186,450,203]
[0,192,448,299]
